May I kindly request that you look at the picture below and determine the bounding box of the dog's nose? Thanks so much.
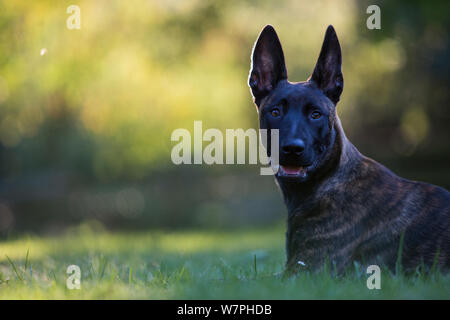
[282,139,305,155]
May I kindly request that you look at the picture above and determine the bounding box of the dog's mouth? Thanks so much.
[277,165,309,179]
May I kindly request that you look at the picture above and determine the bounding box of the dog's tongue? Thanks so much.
[282,166,305,175]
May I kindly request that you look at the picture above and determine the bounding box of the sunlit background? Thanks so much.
[0,0,449,236]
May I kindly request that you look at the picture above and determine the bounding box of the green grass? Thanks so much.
[0,223,448,299]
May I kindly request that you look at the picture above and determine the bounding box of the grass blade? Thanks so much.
[24,249,30,271]
[430,247,441,274]
[254,254,257,279]
[395,231,405,276]
[128,266,133,284]
[5,255,23,281]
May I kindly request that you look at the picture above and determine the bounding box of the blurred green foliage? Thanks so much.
[0,0,449,233]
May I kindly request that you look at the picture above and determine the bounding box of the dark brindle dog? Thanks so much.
[248,25,450,274]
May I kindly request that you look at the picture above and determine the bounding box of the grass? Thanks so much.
[0,223,448,299]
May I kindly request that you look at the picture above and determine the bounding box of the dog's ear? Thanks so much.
[249,25,287,106]
[309,25,343,105]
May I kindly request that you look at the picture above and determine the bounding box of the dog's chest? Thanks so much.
[285,195,372,271]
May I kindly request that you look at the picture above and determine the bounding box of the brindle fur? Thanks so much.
[248,25,450,274]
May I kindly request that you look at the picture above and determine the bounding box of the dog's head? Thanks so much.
[249,25,343,182]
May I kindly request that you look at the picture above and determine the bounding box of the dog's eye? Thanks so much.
[271,108,281,117]
[311,111,322,119]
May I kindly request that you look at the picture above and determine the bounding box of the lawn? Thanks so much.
[0,223,448,299]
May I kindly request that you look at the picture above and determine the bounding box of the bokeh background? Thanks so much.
[0,0,449,236]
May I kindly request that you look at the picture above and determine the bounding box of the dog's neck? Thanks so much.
[276,115,363,216]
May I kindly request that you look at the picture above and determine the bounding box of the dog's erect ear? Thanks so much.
[249,25,287,106]
[309,25,343,105]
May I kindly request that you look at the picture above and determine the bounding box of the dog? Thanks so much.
[248,25,450,274]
